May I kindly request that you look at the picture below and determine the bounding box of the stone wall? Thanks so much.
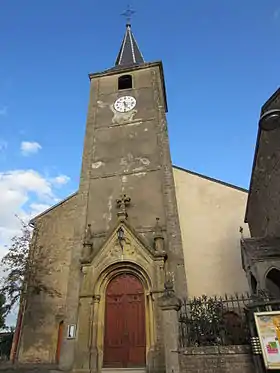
[17,193,79,364]
[245,88,280,237]
[179,345,254,373]
[173,167,249,297]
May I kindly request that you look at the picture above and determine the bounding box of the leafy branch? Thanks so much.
[0,217,60,315]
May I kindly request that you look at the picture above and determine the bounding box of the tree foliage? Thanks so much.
[0,218,60,314]
[179,295,225,346]
[188,295,224,344]
[0,293,8,330]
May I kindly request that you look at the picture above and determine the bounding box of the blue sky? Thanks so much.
[1,0,280,190]
[0,1,280,234]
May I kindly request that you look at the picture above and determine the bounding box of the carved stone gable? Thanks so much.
[80,220,166,298]
[93,222,153,270]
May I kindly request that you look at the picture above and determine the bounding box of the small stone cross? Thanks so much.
[116,194,131,220]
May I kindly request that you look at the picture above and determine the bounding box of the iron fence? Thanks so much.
[178,291,280,348]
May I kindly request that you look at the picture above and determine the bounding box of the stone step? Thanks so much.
[0,362,63,373]
[102,368,146,373]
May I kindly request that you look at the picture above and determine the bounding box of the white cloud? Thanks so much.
[0,106,7,116]
[0,169,70,262]
[1,169,53,198]
[29,203,52,215]
[0,168,71,327]
[52,174,70,186]
[20,141,42,156]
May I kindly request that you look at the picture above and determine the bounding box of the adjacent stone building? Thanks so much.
[9,22,280,373]
[241,89,280,297]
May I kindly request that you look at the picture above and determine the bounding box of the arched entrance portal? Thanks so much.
[103,273,146,368]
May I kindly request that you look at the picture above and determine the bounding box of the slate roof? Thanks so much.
[115,24,144,67]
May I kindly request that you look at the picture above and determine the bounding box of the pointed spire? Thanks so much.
[115,9,144,67]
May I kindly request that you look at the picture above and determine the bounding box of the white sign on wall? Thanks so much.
[67,324,76,339]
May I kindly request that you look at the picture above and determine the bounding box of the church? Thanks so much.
[9,20,280,373]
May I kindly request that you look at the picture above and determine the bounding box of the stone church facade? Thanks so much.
[9,23,280,373]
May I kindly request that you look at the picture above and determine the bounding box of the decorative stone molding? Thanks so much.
[80,224,94,264]
[116,193,131,221]
[159,273,181,311]
[76,217,167,372]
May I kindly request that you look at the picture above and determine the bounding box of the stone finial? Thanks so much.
[159,271,181,311]
[155,217,163,237]
[81,224,94,264]
[154,217,164,252]
[84,224,93,245]
[164,271,175,292]
[116,194,131,221]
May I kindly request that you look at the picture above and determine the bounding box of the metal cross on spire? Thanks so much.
[121,4,135,25]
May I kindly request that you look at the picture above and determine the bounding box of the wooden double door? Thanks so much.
[103,273,146,368]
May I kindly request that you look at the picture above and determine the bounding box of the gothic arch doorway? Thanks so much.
[266,268,280,298]
[103,273,146,368]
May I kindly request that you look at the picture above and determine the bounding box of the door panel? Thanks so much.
[127,293,146,366]
[103,274,146,368]
[104,294,125,367]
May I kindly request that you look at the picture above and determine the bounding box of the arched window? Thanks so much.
[118,75,132,90]
[265,268,280,298]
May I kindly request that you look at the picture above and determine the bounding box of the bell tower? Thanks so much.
[78,22,187,295]
[59,20,188,373]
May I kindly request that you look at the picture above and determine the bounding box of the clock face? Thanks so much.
[114,96,136,113]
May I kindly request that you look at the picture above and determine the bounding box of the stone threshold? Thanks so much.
[102,368,146,373]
